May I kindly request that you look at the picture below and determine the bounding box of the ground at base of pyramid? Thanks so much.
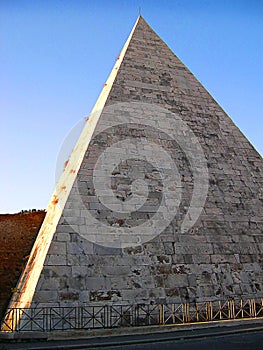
[1,16,263,330]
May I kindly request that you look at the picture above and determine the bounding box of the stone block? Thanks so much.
[34,291,58,303]
[67,254,80,266]
[174,243,213,255]
[43,265,71,278]
[103,265,131,276]
[211,254,236,264]
[46,254,67,266]
[86,277,111,290]
[67,241,93,255]
[72,265,89,278]
[121,288,149,302]
[93,244,121,256]
[163,274,188,288]
[90,290,122,302]
[38,277,61,291]
[148,288,166,299]
[48,242,67,255]
[192,254,211,264]
[79,291,90,302]
[55,232,71,242]
[188,274,197,287]
[59,292,79,301]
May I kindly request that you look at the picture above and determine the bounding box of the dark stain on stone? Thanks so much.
[59,292,79,301]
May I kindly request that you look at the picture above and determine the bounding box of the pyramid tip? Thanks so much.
[138,6,146,20]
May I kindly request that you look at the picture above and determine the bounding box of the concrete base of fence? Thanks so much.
[1,317,263,344]
[0,331,47,341]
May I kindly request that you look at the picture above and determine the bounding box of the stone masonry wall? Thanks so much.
[31,17,263,307]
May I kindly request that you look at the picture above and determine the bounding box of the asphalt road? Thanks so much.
[100,331,263,350]
[1,323,263,350]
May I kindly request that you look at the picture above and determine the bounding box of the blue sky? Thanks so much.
[1,0,262,213]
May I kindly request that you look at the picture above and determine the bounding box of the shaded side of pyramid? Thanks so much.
[6,16,263,314]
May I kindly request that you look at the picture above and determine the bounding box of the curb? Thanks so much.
[14,322,263,350]
[1,318,263,348]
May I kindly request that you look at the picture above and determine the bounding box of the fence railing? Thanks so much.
[2,298,263,332]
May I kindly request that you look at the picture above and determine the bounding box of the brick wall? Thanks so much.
[0,211,45,317]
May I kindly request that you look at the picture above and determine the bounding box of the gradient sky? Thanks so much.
[1,0,262,213]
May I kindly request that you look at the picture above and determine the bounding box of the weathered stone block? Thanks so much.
[34,291,58,303]
[46,254,67,266]
[86,277,111,290]
[48,242,67,255]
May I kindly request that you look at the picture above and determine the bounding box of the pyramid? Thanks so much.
[3,16,263,329]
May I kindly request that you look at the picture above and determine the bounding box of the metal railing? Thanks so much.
[2,298,263,332]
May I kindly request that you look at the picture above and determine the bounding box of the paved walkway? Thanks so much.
[1,318,263,349]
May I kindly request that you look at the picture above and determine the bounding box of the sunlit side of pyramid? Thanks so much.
[5,16,263,318]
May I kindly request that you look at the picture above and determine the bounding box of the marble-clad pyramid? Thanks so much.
[4,16,263,326]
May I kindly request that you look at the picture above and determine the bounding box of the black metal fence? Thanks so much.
[2,298,263,332]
